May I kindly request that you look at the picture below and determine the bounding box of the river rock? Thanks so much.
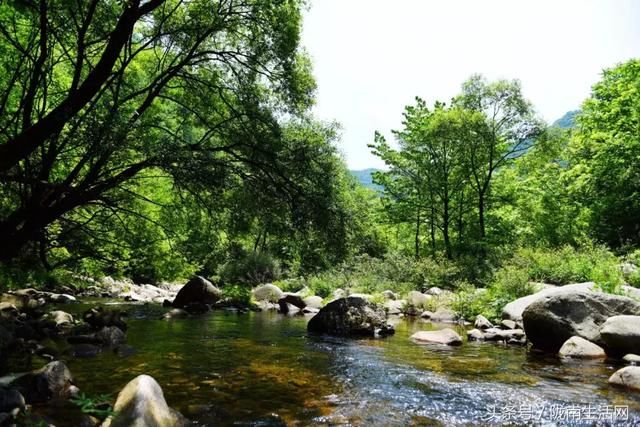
[278,293,306,314]
[500,319,517,330]
[83,307,128,331]
[49,310,74,327]
[0,325,14,350]
[425,287,443,296]
[474,315,493,330]
[429,309,458,323]
[252,284,284,303]
[303,296,324,309]
[0,302,19,319]
[72,344,102,358]
[558,336,606,359]
[12,361,77,403]
[384,300,405,315]
[467,329,485,341]
[483,328,526,342]
[307,297,394,337]
[95,326,126,347]
[624,354,640,365]
[411,328,462,346]
[502,282,596,322]
[522,291,640,352]
[0,388,25,413]
[172,276,221,309]
[381,290,397,300]
[608,366,640,391]
[600,315,640,357]
[406,291,431,308]
[101,375,188,427]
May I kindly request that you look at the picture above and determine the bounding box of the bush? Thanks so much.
[219,251,281,286]
[221,284,253,306]
[518,245,620,286]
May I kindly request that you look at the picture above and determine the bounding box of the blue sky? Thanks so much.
[302,0,640,169]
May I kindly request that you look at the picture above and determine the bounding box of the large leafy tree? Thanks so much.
[0,0,315,262]
[567,59,640,247]
[454,75,542,243]
[371,99,481,259]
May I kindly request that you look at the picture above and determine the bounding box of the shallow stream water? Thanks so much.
[3,301,640,426]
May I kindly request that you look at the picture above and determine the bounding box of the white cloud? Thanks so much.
[302,0,640,169]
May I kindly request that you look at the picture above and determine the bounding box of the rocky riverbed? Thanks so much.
[1,278,640,425]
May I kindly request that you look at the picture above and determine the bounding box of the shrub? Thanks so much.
[219,251,281,286]
[221,284,253,306]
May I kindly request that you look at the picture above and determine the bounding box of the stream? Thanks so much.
[3,300,640,426]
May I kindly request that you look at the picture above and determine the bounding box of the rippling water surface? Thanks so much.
[5,301,640,426]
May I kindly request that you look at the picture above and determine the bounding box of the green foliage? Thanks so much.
[221,284,254,307]
[516,245,621,286]
[71,392,115,419]
[567,59,640,248]
[219,251,282,286]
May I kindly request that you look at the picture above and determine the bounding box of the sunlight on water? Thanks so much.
[4,302,640,426]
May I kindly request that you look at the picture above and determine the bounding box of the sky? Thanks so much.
[301,0,640,170]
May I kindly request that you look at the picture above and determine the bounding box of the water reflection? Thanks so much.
[3,302,640,426]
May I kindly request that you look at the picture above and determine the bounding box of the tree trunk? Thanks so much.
[414,207,421,259]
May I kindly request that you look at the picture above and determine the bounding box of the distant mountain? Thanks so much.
[350,168,382,191]
[553,110,580,129]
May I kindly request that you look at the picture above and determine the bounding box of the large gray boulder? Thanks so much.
[600,315,640,357]
[307,297,394,337]
[172,276,221,309]
[502,282,595,322]
[101,375,188,427]
[522,291,640,352]
[411,328,462,346]
[608,366,640,391]
[252,284,284,303]
[12,361,77,403]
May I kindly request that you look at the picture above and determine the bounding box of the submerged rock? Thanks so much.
[608,366,640,391]
[83,307,128,331]
[307,297,394,337]
[522,291,640,353]
[411,328,462,346]
[558,336,606,359]
[12,361,77,403]
[172,276,221,309]
[600,315,640,357]
[101,375,188,427]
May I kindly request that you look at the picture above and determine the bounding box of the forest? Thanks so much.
[1,0,638,312]
[0,1,640,425]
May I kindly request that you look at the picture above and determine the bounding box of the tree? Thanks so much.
[0,0,314,261]
[454,75,542,243]
[567,59,640,247]
[371,99,480,259]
